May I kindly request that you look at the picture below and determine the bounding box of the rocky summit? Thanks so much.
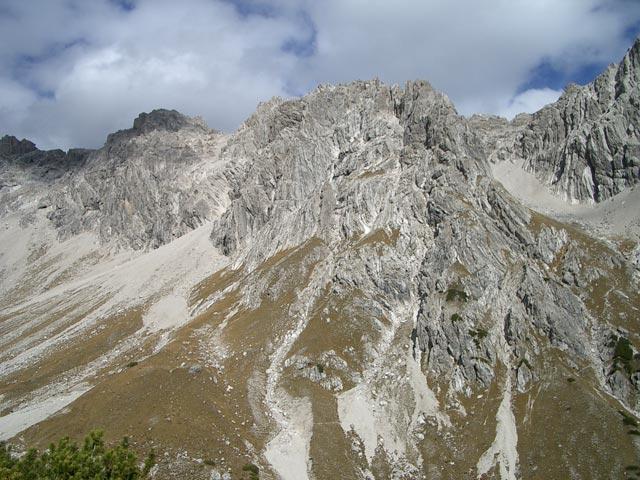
[1,39,640,480]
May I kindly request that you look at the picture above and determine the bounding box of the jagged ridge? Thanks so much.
[0,39,640,480]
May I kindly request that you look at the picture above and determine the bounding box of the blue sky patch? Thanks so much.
[109,0,135,12]
[518,21,640,94]
[15,38,89,67]
[281,13,317,58]
[518,59,608,94]
[219,0,279,18]
[623,21,640,44]
[11,38,89,99]
[0,5,18,21]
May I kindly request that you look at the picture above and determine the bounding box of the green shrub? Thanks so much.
[469,328,489,348]
[614,337,634,362]
[243,463,260,479]
[517,358,532,370]
[620,410,640,427]
[469,328,488,340]
[446,288,468,303]
[142,449,156,476]
[0,430,155,479]
[243,463,259,474]
[612,337,640,376]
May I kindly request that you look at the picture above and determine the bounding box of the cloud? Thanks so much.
[0,0,639,150]
[0,0,306,149]
[0,77,37,119]
[292,0,640,116]
[497,88,563,120]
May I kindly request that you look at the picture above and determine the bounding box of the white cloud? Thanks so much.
[0,0,639,149]
[0,0,306,149]
[0,77,37,119]
[498,88,563,119]
[294,0,640,116]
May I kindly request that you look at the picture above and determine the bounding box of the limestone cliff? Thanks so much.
[1,39,640,480]
[474,38,640,203]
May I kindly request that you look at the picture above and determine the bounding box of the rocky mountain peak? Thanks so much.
[132,108,209,134]
[478,38,640,203]
[616,36,640,98]
[103,109,211,148]
[0,135,37,157]
[1,38,640,480]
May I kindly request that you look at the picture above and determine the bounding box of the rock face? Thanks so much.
[48,110,231,249]
[485,38,640,203]
[131,108,206,134]
[212,80,484,262]
[2,110,231,249]
[0,135,37,156]
[1,39,640,480]
[203,75,639,477]
[0,135,92,215]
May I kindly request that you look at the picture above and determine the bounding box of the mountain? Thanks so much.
[1,40,640,480]
[472,39,640,204]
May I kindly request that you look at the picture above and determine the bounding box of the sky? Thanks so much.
[1,0,640,151]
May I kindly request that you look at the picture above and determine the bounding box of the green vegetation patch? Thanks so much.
[469,328,488,339]
[243,463,260,479]
[619,410,639,428]
[0,430,155,480]
[446,287,468,303]
[614,337,634,362]
[611,336,640,377]
[517,358,532,370]
[469,328,489,348]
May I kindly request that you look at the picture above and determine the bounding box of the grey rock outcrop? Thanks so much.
[184,69,640,480]
[1,110,231,249]
[207,76,633,408]
[0,135,37,156]
[474,38,640,203]
[1,60,637,412]
[0,136,92,215]
[131,109,207,135]
[45,110,231,249]
[2,39,640,480]
[211,80,486,262]
[0,135,90,181]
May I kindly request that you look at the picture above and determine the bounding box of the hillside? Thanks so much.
[1,39,639,480]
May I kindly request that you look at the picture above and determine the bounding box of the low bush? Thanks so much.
[242,462,260,479]
[446,288,468,303]
[0,430,155,479]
